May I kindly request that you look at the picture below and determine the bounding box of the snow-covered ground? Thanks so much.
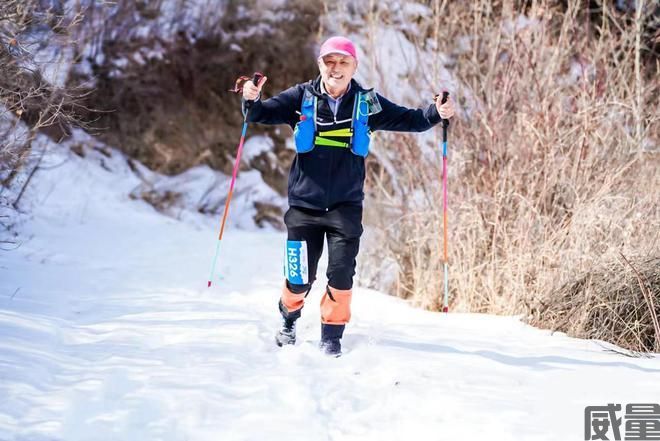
[1,141,659,441]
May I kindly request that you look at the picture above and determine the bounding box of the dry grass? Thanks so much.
[360,0,660,352]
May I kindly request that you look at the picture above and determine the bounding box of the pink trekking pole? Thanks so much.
[207,72,263,288]
[440,91,450,313]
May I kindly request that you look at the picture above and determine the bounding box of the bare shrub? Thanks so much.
[1,0,88,212]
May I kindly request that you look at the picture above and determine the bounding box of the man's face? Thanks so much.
[318,53,357,93]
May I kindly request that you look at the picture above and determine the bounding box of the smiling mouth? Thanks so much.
[329,74,343,79]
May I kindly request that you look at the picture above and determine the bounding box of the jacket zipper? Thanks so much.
[324,100,338,211]
[325,115,335,211]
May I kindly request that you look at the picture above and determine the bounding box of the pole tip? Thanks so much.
[207,280,212,288]
[442,306,449,313]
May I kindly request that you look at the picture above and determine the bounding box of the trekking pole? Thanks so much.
[208,72,264,288]
[440,91,450,313]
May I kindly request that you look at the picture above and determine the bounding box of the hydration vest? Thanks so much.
[293,88,381,157]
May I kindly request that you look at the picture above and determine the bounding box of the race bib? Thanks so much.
[283,240,308,285]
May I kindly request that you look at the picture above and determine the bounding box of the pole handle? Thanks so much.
[441,91,449,129]
[252,72,264,86]
[244,72,264,111]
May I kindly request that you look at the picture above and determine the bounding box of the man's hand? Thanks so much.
[242,75,268,101]
[435,94,456,120]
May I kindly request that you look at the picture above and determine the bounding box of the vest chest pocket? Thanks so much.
[294,119,315,153]
[294,89,317,153]
[351,119,370,157]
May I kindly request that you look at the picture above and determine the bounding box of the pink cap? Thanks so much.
[319,36,357,62]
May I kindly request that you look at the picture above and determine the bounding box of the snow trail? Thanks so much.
[1,144,658,441]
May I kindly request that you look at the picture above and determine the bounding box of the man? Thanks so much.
[242,36,455,356]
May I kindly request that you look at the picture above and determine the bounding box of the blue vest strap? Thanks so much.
[351,92,371,157]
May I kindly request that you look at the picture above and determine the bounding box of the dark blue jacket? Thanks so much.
[244,76,442,210]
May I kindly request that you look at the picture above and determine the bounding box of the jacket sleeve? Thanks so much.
[242,84,303,128]
[368,93,442,133]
